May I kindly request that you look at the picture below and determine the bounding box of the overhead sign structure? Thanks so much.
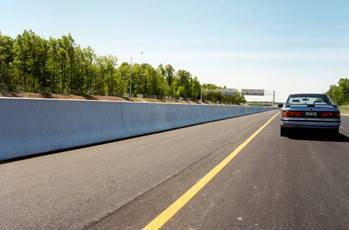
[201,88,238,95]
[241,89,265,96]
[220,88,239,96]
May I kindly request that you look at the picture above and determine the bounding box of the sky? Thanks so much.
[1,0,349,101]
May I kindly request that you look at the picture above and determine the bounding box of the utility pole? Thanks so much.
[273,90,275,106]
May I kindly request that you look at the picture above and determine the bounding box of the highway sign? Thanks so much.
[220,88,239,96]
[241,89,265,96]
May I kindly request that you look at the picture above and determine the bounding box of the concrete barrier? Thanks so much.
[0,98,272,161]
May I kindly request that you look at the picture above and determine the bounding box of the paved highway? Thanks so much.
[1,111,349,230]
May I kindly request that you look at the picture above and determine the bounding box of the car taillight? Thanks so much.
[282,111,294,117]
[282,111,304,117]
[294,111,304,117]
[320,112,330,118]
[319,112,340,118]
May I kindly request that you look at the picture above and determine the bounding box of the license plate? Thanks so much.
[305,112,317,117]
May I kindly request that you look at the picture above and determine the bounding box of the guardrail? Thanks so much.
[0,98,273,161]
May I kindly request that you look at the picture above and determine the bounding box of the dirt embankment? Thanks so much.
[0,91,202,104]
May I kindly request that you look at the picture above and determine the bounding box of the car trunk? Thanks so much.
[283,104,340,119]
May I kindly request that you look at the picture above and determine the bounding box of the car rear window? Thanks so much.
[286,95,331,105]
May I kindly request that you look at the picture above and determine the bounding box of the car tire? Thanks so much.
[280,126,287,136]
[331,128,340,136]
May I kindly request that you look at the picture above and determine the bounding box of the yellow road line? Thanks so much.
[144,112,279,230]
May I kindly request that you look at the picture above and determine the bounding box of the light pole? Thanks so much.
[200,87,203,103]
[129,52,143,100]
[139,52,143,98]
[129,57,133,99]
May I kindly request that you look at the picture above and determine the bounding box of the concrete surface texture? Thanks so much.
[0,98,270,160]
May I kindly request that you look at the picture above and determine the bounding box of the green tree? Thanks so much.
[132,64,144,96]
[328,78,349,105]
[118,62,132,96]
[1,29,246,104]
[0,34,14,90]
[143,64,159,96]
[61,34,76,93]
[94,55,117,95]
[158,64,175,97]
[13,30,49,92]
[176,70,191,98]
[81,47,97,95]
[191,77,201,100]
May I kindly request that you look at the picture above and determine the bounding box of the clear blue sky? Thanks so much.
[1,0,349,101]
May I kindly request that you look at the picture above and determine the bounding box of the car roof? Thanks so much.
[288,93,327,97]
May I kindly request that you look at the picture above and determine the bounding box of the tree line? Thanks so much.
[327,78,349,105]
[0,30,245,104]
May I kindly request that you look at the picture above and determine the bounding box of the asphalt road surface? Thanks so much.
[1,111,349,230]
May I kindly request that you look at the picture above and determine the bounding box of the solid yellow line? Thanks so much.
[143,112,279,230]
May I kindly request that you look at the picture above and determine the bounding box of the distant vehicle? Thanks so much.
[280,93,341,136]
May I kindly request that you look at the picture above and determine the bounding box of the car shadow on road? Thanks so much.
[286,129,349,142]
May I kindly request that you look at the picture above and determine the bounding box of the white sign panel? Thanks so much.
[220,88,239,96]
[241,89,265,96]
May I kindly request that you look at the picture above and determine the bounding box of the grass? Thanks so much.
[0,91,247,106]
[0,91,199,105]
[142,98,166,103]
[340,105,349,114]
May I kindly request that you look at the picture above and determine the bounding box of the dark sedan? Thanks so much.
[280,94,341,136]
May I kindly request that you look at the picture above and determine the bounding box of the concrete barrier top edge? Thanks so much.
[0,97,273,108]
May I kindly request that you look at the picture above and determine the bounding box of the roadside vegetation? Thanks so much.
[0,30,245,104]
[340,105,349,114]
[327,78,349,113]
[327,78,349,105]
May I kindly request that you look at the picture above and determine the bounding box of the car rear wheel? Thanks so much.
[280,126,288,136]
[331,128,339,136]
